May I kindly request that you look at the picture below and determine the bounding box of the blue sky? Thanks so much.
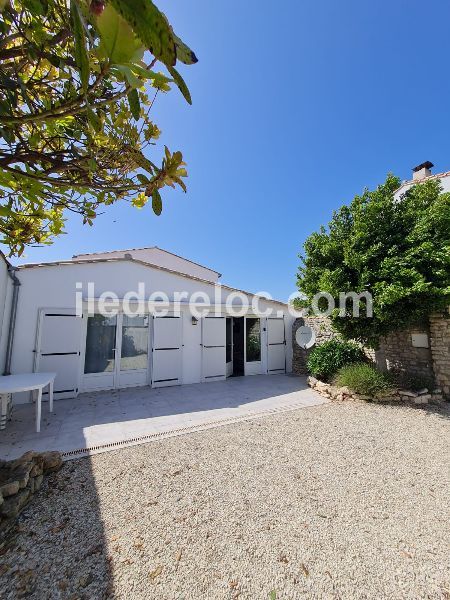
[8,0,450,300]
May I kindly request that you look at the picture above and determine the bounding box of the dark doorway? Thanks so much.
[232,317,245,376]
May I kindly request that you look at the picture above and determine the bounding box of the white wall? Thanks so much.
[10,260,293,399]
[72,247,220,282]
[0,254,12,373]
[394,173,450,201]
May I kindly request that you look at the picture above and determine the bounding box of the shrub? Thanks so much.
[334,362,392,397]
[307,339,366,381]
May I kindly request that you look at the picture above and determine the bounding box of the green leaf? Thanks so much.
[113,65,141,88]
[87,107,101,132]
[95,4,144,64]
[152,188,162,215]
[167,65,191,105]
[23,0,47,15]
[132,150,156,174]
[110,0,176,66]
[136,173,149,184]
[127,88,140,120]
[128,64,170,85]
[71,0,89,92]
[173,32,198,65]
[0,205,12,216]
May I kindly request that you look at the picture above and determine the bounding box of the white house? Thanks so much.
[0,247,294,404]
[394,161,450,200]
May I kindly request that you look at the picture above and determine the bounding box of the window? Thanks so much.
[84,315,117,374]
[246,318,261,362]
[120,315,149,371]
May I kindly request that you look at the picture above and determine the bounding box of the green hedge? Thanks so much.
[306,339,366,381]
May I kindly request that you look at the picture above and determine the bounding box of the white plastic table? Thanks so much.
[0,372,56,433]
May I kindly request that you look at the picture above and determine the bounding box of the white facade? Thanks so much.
[8,255,293,404]
[72,246,221,282]
[394,170,450,201]
[0,253,12,372]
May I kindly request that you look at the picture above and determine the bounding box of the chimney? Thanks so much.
[412,161,434,181]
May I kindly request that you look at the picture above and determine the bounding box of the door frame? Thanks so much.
[116,313,152,389]
[81,311,152,392]
[226,317,233,377]
[244,316,264,375]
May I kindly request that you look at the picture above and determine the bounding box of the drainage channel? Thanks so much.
[61,401,314,460]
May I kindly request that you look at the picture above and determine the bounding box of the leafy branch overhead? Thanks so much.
[0,0,198,255]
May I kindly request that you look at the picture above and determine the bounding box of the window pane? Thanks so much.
[120,315,149,371]
[84,315,117,374]
[246,318,261,362]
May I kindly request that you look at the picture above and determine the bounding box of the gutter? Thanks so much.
[3,265,20,375]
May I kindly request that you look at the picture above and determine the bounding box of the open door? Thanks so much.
[152,315,182,388]
[202,316,226,381]
[267,317,286,373]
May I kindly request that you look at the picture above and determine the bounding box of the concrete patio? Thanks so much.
[0,375,326,460]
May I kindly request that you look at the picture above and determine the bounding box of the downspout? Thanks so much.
[3,265,21,375]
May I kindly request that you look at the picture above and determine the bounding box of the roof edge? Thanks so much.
[72,245,222,277]
[0,250,11,267]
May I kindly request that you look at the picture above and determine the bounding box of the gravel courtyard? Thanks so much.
[0,400,449,600]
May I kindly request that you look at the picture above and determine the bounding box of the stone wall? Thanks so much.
[292,311,450,399]
[376,326,435,382]
[430,310,450,398]
[292,316,335,375]
[0,450,63,538]
[307,376,445,405]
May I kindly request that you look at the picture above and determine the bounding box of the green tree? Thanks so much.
[297,175,450,347]
[0,0,197,255]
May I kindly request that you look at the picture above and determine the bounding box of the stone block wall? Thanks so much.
[430,311,450,398]
[376,326,434,382]
[292,311,450,399]
[0,450,63,539]
[292,316,335,375]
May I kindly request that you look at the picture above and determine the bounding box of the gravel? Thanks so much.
[0,400,449,599]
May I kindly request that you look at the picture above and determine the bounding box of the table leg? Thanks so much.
[49,380,54,413]
[36,387,42,433]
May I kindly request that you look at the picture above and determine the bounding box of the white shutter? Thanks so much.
[35,309,83,399]
[267,317,286,374]
[202,316,226,381]
[152,316,182,388]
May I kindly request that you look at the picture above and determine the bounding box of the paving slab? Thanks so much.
[0,374,326,460]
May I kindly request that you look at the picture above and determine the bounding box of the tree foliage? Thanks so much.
[0,0,198,255]
[297,175,450,347]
